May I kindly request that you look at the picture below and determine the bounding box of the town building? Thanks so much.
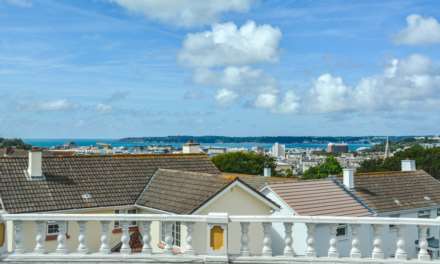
[271,143,286,159]
[327,143,349,154]
[182,140,202,154]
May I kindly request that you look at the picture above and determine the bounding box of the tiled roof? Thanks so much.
[136,169,231,214]
[0,154,220,213]
[348,170,440,214]
[222,173,298,190]
[268,179,371,217]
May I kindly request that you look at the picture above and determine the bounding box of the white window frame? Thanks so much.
[47,221,60,235]
[114,209,137,228]
[161,222,181,247]
[336,224,348,240]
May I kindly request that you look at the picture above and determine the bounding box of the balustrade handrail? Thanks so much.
[230,215,440,225]
[0,213,228,223]
[2,213,440,226]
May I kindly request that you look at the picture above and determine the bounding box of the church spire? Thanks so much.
[384,136,391,159]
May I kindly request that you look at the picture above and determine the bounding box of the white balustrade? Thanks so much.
[99,221,111,254]
[184,222,195,255]
[55,221,67,254]
[77,221,88,254]
[418,225,430,261]
[13,220,24,254]
[120,221,131,254]
[262,222,272,257]
[2,212,440,263]
[327,224,339,258]
[240,222,250,256]
[372,224,384,259]
[34,220,46,254]
[164,222,174,255]
[141,221,152,255]
[350,224,361,258]
[283,222,294,257]
[305,223,316,257]
[395,225,407,260]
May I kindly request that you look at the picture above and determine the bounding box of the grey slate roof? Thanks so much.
[0,154,220,213]
[136,169,231,214]
[136,169,280,214]
[347,170,440,214]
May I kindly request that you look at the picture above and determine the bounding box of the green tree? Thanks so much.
[358,145,440,179]
[211,152,276,175]
[0,138,31,149]
[303,155,342,179]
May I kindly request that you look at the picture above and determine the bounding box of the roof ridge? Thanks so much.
[156,168,219,177]
[0,153,209,160]
[354,170,424,176]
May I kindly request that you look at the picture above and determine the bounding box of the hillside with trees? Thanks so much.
[358,145,440,179]
[211,152,276,175]
[0,138,31,149]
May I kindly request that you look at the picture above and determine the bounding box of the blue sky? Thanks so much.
[1,0,440,138]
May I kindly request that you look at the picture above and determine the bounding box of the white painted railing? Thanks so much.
[0,213,439,263]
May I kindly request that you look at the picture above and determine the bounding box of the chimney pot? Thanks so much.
[27,150,43,179]
[401,160,416,171]
[343,168,355,189]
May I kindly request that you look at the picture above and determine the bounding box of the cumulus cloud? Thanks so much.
[179,21,294,113]
[96,103,113,113]
[179,21,282,67]
[215,89,238,105]
[308,54,440,113]
[110,0,255,27]
[309,74,352,113]
[20,99,77,112]
[394,14,440,45]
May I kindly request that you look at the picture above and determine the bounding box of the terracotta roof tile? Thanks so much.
[268,179,371,217]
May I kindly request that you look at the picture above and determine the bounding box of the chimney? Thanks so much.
[263,167,271,177]
[343,168,355,189]
[401,160,416,172]
[27,150,43,179]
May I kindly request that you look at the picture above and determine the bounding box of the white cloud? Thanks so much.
[2,0,32,7]
[310,74,352,113]
[20,99,76,112]
[110,0,255,27]
[215,89,238,105]
[308,54,440,113]
[179,21,282,67]
[394,14,440,45]
[255,93,277,109]
[96,103,113,113]
[277,91,300,113]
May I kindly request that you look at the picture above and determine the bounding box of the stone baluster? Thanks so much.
[240,222,250,256]
[350,224,361,258]
[395,225,407,260]
[99,221,111,254]
[164,222,174,255]
[77,221,88,254]
[14,220,24,254]
[55,221,68,254]
[305,223,316,257]
[184,222,195,255]
[418,225,430,261]
[120,221,131,254]
[283,222,294,257]
[262,222,272,257]
[328,224,339,258]
[141,221,152,255]
[34,221,46,254]
[372,225,384,259]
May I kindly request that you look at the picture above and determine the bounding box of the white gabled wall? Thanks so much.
[196,184,273,255]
